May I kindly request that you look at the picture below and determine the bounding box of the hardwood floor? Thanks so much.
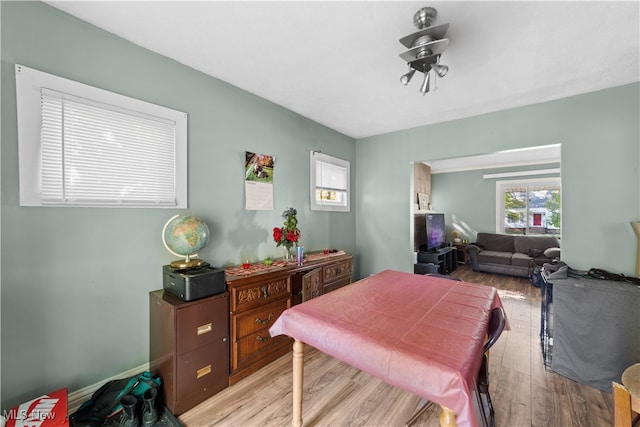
[179,266,613,426]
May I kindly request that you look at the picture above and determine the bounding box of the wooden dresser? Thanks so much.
[149,290,229,415]
[225,251,353,384]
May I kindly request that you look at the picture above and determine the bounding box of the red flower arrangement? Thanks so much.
[273,207,301,251]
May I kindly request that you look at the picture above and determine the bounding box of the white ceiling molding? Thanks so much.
[483,168,561,179]
[427,144,561,174]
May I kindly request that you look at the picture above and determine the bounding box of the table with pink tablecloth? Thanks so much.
[269,269,506,427]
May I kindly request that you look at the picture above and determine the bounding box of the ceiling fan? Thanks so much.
[399,7,450,95]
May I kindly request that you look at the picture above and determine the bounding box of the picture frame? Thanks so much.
[418,193,429,211]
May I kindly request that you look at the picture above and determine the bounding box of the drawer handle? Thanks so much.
[261,286,268,299]
[256,335,271,342]
[196,323,213,336]
[255,313,274,325]
[196,364,212,379]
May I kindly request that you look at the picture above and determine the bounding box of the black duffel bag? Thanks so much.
[70,371,161,427]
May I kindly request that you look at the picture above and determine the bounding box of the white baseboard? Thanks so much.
[67,362,150,414]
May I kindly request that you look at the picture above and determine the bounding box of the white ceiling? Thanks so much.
[44,1,640,140]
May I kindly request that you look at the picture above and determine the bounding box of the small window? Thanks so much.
[15,64,187,208]
[310,152,350,212]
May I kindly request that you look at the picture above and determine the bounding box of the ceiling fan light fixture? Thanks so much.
[400,67,417,85]
[432,62,449,78]
[420,71,431,95]
[399,6,450,95]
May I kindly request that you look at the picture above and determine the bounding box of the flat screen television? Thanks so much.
[424,213,446,251]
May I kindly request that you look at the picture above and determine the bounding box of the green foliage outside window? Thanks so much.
[545,190,561,228]
[505,192,525,222]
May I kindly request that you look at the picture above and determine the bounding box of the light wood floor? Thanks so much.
[179,266,613,426]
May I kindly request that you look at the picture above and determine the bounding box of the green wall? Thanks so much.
[1,2,356,409]
[356,84,639,278]
[431,163,561,241]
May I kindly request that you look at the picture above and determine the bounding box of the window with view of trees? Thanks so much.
[497,178,560,236]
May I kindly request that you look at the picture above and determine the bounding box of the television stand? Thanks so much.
[414,246,457,275]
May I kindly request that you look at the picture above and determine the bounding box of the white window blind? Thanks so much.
[316,160,347,192]
[40,89,177,206]
[310,152,350,212]
[15,64,187,208]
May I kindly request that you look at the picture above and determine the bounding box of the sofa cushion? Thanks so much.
[513,235,560,254]
[476,233,515,253]
[511,252,534,268]
[477,250,512,265]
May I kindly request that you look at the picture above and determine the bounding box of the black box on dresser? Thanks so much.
[162,264,226,301]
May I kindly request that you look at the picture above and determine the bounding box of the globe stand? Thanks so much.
[170,256,207,270]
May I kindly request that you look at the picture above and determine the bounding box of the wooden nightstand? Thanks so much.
[452,243,468,264]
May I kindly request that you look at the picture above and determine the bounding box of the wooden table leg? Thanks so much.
[292,339,305,427]
[439,405,457,427]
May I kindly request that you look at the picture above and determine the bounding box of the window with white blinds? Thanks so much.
[310,152,350,212]
[16,64,187,208]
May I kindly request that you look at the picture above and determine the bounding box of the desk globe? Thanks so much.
[162,214,210,269]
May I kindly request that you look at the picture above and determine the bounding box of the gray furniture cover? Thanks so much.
[549,276,640,391]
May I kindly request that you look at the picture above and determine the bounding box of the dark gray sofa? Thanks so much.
[466,232,560,277]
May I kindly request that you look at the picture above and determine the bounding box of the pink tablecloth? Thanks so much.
[269,269,505,427]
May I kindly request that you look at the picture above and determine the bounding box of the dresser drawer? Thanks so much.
[175,339,229,414]
[232,299,289,341]
[322,258,352,283]
[230,276,290,312]
[176,294,229,355]
[323,276,352,294]
[231,331,291,371]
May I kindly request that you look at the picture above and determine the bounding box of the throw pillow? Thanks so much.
[543,247,561,259]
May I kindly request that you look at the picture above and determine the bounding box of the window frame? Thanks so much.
[15,64,188,208]
[495,177,561,235]
[309,151,350,212]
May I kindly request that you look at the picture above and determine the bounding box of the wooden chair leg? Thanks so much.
[613,381,632,427]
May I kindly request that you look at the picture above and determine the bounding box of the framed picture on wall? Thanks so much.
[418,193,429,210]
